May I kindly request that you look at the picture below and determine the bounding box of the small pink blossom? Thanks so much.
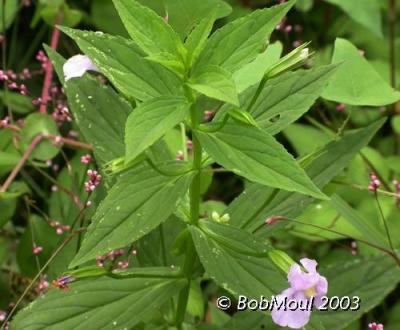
[38,276,50,293]
[50,220,70,235]
[369,322,384,330]
[336,103,346,112]
[271,258,328,329]
[368,172,381,192]
[63,54,99,81]
[33,246,43,255]
[351,241,357,256]
[0,310,6,321]
[204,110,215,121]
[0,116,9,128]
[265,215,284,225]
[81,154,92,164]
[176,150,184,161]
[117,260,129,269]
[85,169,102,192]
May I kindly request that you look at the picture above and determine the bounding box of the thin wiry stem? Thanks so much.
[374,191,396,253]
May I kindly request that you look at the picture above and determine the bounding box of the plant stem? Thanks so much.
[180,123,188,161]
[39,12,63,113]
[175,103,202,327]
[1,232,78,328]
[374,191,395,253]
[265,217,400,266]
[0,134,43,192]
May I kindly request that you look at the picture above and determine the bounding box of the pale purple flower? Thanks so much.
[63,55,98,81]
[271,258,328,329]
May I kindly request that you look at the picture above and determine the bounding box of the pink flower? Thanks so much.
[369,322,384,330]
[368,172,381,192]
[85,169,102,192]
[32,246,43,255]
[271,258,328,329]
[81,154,92,164]
[63,55,99,81]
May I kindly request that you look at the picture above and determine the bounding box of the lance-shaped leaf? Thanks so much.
[189,220,286,298]
[12,273,186,330]
[322,38,400,106]
[137,0,232,39]
[193,0,295,73]
[70,161,194,267]
[233,42,283,94]
[217,65,337,134]
[226,119,385,231]
[47,46,130,165]
[113,0,184,59]
[249,65,337,134]
[195,123,325,199]
[315,254,400,330]
[59,27,182,101]
[125,96,190,164]
[188,65,239,106]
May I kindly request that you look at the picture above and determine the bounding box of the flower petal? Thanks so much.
[63,55,99,81]
[272,289,312,329]
[288,263,319,291]
[300,258,318,273]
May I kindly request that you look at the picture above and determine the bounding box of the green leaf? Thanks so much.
[196,122,325,199]
[323,0,382,37]
[137,0,232,39]
[59,27,182,101]
[0,91,34,114]
[70,161,194,267]
[16,215,59,277]
[136,216,185,267]
[41,3,83,28]
[391,116,400,134]
[322,38,400,106]
[330,194,388,247]
[185,12,217,66]
[125,96,189,163]
[216,65,337,135]
[249,65,337,134]
[0,0,18,32]
[46,47,131,166]
[189,220,286,298]
[193,0,295,73]
[20,113,59,161]
[226,119,385,231]
[225,108,259,128]
[66,76,131,165]
[315,254,400,329]
[284,123,331,156]
[188,65,239,106]
[233,42,282,94]
[12,274,186,329]
[113,0,184,59]
[0,151,19,177]
[91,0,128,36]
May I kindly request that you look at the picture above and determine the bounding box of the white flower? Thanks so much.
[63,54,99,81]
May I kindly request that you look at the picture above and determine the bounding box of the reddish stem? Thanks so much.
[39,13,63,114]
[0,134,43,192]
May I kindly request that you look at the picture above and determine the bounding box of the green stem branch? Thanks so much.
[175,103,202,327]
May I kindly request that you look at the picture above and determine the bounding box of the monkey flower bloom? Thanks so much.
[63,55,98,81]
[272,258,328,329]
